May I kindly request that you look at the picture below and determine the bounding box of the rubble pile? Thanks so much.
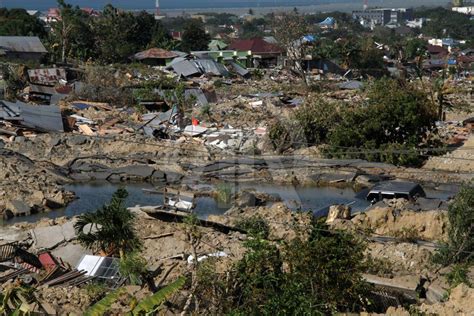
[0,149,73,219]
[351,205,449,242]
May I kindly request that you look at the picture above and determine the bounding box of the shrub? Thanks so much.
[433,183,474,265]
[446,263,472,288]
[235,216,270,239]
[325,78,438,167]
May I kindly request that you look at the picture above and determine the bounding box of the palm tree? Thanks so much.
[74,188,141,258]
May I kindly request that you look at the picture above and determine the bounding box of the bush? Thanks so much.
[227,220,371,314]
[119,251,147,285]
[325,78,438,167]
[433,183,474,265]
[292,99,341,146]
[235,216,270,239]
[446,263,472,288]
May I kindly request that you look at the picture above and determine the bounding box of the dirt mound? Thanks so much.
[419,283,474,315]
[209,202,311,241]
[351,206,448,242]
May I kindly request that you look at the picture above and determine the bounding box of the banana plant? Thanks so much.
[84,287,126,316]
[84,276,185,316]
[131,276,186,316]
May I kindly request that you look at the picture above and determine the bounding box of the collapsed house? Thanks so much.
[0,100,64,135]
[0,36,47,62]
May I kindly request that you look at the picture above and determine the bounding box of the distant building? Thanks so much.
[452,6,474,15]
[228,38,283,68]
[170,31,183,41]
[352,8,413,28]
[0,36,47,62]
[130,48,179,66]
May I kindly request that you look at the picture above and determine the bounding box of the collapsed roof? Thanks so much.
[0,100,64,132]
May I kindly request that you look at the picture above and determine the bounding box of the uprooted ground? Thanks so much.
[2,197,473,315]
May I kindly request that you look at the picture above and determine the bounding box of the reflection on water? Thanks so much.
[5,180,455,225]
[4,181,374,225]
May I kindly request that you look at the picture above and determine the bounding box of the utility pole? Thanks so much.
[155,0,160,17]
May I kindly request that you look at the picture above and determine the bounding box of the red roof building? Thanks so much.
[228,38,283,56]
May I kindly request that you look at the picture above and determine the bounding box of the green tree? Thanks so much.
[180,19,211,52]
[228,219,370,314]
[149,20,176,50]
[326,78,438,166]
[50,0,95,62]
[93,5,155,63]
[74,188,141,258]
[0,8,46,38]
[434,183,474,265]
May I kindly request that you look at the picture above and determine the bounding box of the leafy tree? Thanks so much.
[326,78,438,166]
[415,7,474,40]
[93,5,155,63]
[434,183,474,265]
[149,20,177,50]
[227,219,370,314]
[74,188,141,258]
[0,8,46,38]
[50,0,95,62]
[180,19,210,52]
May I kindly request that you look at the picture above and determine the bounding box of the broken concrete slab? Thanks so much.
[113,165,156,178]
[31,221,77,250]
[51,243,91,267]
[6,200,31,217]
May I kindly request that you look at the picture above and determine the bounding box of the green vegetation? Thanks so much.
[434,183,474,265]
[180,19,211,52]
[415,7,474,41]
[194,218,371,314]
[84,287,126,316]
[47,1,178,63]
[215,183,233,205]
[0,8,46,38]
[269,78,439,167]
[119,251,148,285]
[235,215,270,239]
[74,188,141,258]
[131,276,186,315]
[446,263,472,288]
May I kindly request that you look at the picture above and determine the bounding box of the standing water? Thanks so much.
[2,181,455,225]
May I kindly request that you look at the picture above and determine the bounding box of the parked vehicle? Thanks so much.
[366,181,426,204]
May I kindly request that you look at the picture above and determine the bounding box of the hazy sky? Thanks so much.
[1,0,448,11]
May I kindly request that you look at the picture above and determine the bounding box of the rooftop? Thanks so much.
[0,36,47,54]
[132,48,179,60]
[228,38,282,54]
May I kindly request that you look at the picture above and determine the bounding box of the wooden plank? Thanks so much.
[78,124,95,136]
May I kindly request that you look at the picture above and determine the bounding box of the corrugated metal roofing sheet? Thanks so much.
[0,100,63,132]
[195,59,229,76]
[0,36,47,53]
[171,60,201,77]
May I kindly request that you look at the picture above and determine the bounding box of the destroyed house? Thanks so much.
[0,36,47,62]
[131,48,180,66]
[0,100,64,133]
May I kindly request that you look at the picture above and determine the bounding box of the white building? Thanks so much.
[452,6,474,15]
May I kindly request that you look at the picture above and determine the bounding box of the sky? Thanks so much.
[1,0,448,11]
